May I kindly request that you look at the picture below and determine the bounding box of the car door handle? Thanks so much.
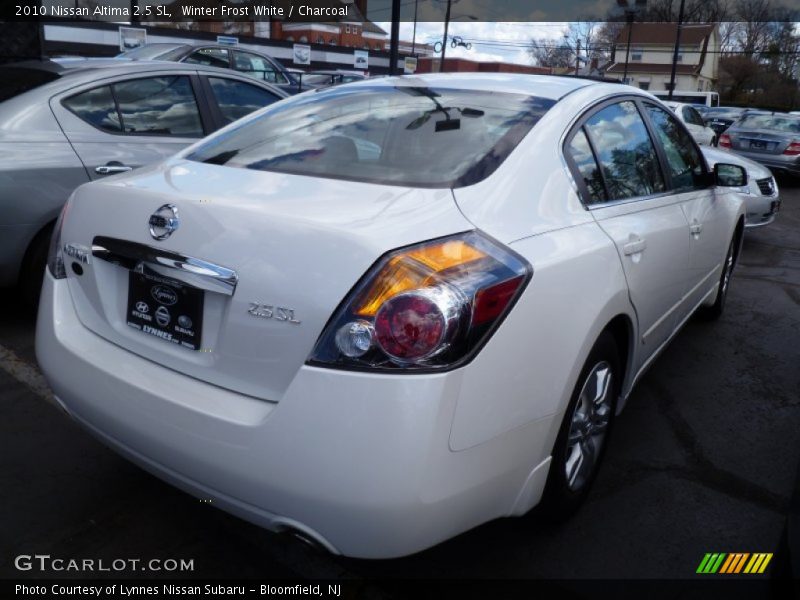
[690,221,703,236]
[623,237,647,256]
[95,163,132,175]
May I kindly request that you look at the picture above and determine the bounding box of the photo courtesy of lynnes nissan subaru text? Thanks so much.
[36,74,748,558]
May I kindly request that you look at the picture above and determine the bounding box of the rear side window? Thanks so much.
[63,76,203,137]
[187,86,555,188]
[645,104,707,191]
[114,76,202,136]
[0,68,60,103]
[682,106,704,126]
[208,77,281,125]
[583,101,665,201]
[566,129,605,204]
[62,85,121,133]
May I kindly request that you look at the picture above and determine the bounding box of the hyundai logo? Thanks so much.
[149,204,179,240]
[135,301,149,314]
[151,285,179,306]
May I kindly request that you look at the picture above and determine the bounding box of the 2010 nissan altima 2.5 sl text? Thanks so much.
[36,74,748,559]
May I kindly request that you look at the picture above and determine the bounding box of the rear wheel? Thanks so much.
[539,331,620,519]
[698,233,738,321]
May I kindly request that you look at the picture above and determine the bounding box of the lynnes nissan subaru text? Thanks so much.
[36,74,747,559]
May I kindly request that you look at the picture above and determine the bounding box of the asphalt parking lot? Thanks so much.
[1,178,799,586]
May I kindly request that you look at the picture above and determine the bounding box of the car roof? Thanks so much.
[9,57,261,79]
[2,58,289,98]
[344,73,604,101]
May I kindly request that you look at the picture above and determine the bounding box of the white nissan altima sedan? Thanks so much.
[36,74,748,559]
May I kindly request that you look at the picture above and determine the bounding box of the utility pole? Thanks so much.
[667,0,686,100]
[622,12,634,83]
[411,0,419,56]
[389,0,401,75]
[440,0,452,73]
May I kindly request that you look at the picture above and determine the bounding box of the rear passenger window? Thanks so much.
[583,101,665,201]
[113,76,203,137]
[208,77,281,125]
[566,129,605,204]
[62,86,122,133]
[645,104,707,191]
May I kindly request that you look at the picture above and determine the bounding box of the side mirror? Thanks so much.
[715,163,747,187]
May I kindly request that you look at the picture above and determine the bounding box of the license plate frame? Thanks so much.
[126,270,204,351]
[749,139,767,150]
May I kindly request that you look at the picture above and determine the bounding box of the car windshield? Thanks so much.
[187,85,555,188]
[736,114,800,133]
[118,44,186,60]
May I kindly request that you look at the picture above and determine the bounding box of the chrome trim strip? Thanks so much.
[91,236,238,296]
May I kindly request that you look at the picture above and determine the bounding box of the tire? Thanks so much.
[18,223,53,310]
[538,331,621,520]
[698,233,738,321]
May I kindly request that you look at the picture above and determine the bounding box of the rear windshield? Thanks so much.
[0,68,60,103]
[737,115,800,133]
[187,85,555,188]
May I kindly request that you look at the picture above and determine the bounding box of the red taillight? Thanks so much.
[784,141,800,155]
[718,134,732,149]
[473,276,526,326]
[309,232,532,371]
[375,289,451,361]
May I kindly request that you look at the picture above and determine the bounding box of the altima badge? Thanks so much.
[149,204,179,240]
[248,303,301,325]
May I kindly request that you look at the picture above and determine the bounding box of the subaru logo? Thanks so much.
[151,285,178,306]
[149,204,179,240]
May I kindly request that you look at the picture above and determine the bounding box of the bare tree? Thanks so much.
[528,38,572,68]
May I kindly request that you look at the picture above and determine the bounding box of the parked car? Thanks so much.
[702,146,780,228]
[119,43,308,95]
[37,74,747,559]
[703,107,768,139]
[663,101,717,145]
[719,112,800,177]
[0,58,287,303]
[703,106,745,138]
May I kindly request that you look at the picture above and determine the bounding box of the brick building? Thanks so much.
[417,57,552,75]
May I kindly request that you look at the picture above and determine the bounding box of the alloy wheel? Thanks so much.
[565,362,613,492]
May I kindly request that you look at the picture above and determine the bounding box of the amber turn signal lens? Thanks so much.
[354,240,486,317]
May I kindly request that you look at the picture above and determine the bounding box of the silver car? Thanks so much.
[719,113,800,176]
[0,59,287,303]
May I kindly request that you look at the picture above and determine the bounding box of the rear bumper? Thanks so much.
[733,151,800,176]
[35,272,553,558]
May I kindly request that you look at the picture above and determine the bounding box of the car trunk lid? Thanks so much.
[60,159,472,401]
